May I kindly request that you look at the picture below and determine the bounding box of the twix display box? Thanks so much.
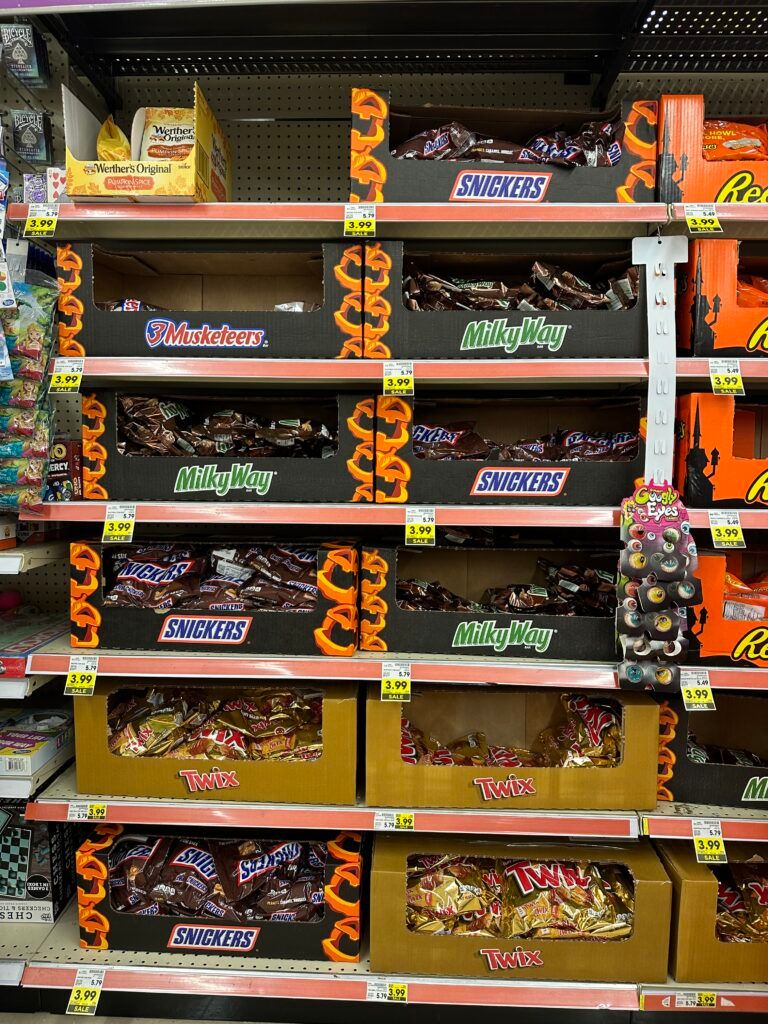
[660,94,768,203]
[62,83,231,202]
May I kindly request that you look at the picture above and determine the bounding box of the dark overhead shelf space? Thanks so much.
[28,0,768,109]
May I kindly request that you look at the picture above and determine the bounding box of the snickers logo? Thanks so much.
[479,947,544,970]
[238,842,302,886]
[158,615,252,644]
[470,467,569,496]
[118,560,192,586]
[170,845,218,880]
[450,171,551,203]
[167,924,260,951]
[145,318,267,349]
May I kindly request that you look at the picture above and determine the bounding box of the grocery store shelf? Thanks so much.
[21,500,623,528]
[670,204,768,240]
[25,639,620,688]
[642,803,768,843]
[0,674,54,700]
[678,359,768,383]
[23,905,637,1009]
[0,543,68,575]
[49,355,650,386]
[0,744,73,800]
[641,983,768,1014]
[0,920,57,989]
[8,202,668,240]
[688,508,768,530]
[26,766,639,837]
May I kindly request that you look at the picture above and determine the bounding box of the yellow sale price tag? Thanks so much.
[381,677,411,701]
[711,372,745,396]
[24,203,59,238]
[66,968,104,1016]
[697,993,717,1008]
[684,203,722,234]
[102,503,136,544]
[87,803,107,820]
[405,522,435,545]
[681,684,716,711]
[49,365,84,394]
[343,203,376,237]
[709,510,745,550]
[694,836,727,863]
[387,982,408,1002]
[383,360,414,397]
[64,655,98,697]
[394,812,415,830]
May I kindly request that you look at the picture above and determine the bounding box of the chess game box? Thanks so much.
[0,801,76,924]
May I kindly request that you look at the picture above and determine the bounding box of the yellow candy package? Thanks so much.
[97,115,131,161]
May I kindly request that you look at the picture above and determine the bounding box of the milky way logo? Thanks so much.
[145,318,266,349]
[450,171,551,202]
[742,776,768,801]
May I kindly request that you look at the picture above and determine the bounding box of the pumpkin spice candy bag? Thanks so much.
[703,120,768,161]
[138,107,195,161]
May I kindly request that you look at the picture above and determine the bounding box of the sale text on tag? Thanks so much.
[682,684,716,712]
[709,510,745,549]
[67,802,108,822]
[66,968,105,1016]
[373,810,415,831]
[381,660,411,701]
[684,203,722,234]
[383,359,414,397]
[344,203,376,237]
[709,358,745,397]
[49,357,84,394]
[64,655,99,696]
[367,980,409,1002]
[102,503,136,543]
[405,505,435,546]
[24,202,59,238]
[693,818,727,864]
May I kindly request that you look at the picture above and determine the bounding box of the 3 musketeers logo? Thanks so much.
[145,318,267,350]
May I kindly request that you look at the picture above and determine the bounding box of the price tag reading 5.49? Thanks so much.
[684,203,723,235]
[709,358,745,397]
[709,510,745,550]
[102,503,136,544]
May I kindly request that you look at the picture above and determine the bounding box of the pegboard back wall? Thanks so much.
[114,71,768,201]
[0,560,70,615]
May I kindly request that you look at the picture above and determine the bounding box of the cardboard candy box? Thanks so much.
[360,545,618,662]
[81,390,374,503]
[657,694,768,808]
[57,242,367,360]
[366,687,660,810]
[375,395,644,506]
[657,841,768,983]
[70,541,360,657]
[74,679,358,804]
[362,241,648,360]
[679,240,768,357]
[350,89,657,205]
[370,834,671,981]
[76,824,362,960]
[659,94,768,204]
[676,393,768,508]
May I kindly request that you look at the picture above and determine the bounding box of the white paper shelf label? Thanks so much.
[367,979,408,1002]
[684,203,722,234]
[102,503,136,543]
[344,203,376,237]
[67,802,108,823]
[709,510,745,549]
[373,810,415,831]
[66,967,105,1016]
[709,358,744,397]
[405,505,435,546]
[64,655,99,696]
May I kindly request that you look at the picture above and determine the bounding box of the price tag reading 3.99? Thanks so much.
[405,506,435,546]
[684,203,723,235]
[693,819,727,864]
[681,684,716,711]
[343,203,376,237]
[102,503,136,544]
[381,660,411,702]
[709,358,745,397]
[709,510,745,550]
[49,357,84,394]
[24,202,59,239]
[383,360,414,397]
[64,655,99,696]
[66,968,105,1016]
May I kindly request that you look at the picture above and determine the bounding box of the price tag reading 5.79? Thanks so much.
[102,504,136,544]
[381,661,411,702]
[343,203,376,237]
[383,360,414,396]
[405,506,435,546]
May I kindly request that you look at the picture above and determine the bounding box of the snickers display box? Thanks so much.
[360,545,618,662]
[0,801,75,925]
[676,393,768,508]
[75,679,357,804]
[81,390,374,503]
[62,82,231,202]
[366,687,660,810]
[659,94,768,204]
[57,242,366,360]
[685,551,768,671]
[375,395,644,506]
[350,89,658,205]
[362,242,647,360]
[370,835,670,982]
[679,240,768,357]
[70,541,360,657]
[77,824,362,960]
[657,694,768,808]
[658,841,768,983]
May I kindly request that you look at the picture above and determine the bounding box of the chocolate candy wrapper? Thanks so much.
[391,122,479,160]
[99,298,164,312]
[715,863,768,943]
[406,855,503,936]
[211,838,305,905]
[413,422,491,461]
[397,577,486,613]
[687,735,768,769]
[105,544,206,610]
[149,841,220,913]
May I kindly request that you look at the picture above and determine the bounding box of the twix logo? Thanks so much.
[747,319,768,353]
[732,627,768,662]
[480,947,543,970]
[748,880,768,907]
[503,860,591,896]
[746,470,768,505]
[716,172,768,204]
[178,767,240,792]
[473,774,536,800]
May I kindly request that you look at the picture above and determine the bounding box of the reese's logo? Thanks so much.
[747,318,768,353]
[746,469,768,505]
[732,627,768,663]
[715,172,768,204]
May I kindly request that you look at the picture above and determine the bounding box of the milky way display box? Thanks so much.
[370,834,670,982]
[57,242,366,360]
[676,393,768,508]
[657,693,768,808]
[350,89,657,205]
[80,390,374,503]
[70,541,360,657]
[360,545,618,662]
[375,395,644,505]
[77,824,362,960]
[679,240,768,358]
[362,242,648,360]
[659,94,768,204]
